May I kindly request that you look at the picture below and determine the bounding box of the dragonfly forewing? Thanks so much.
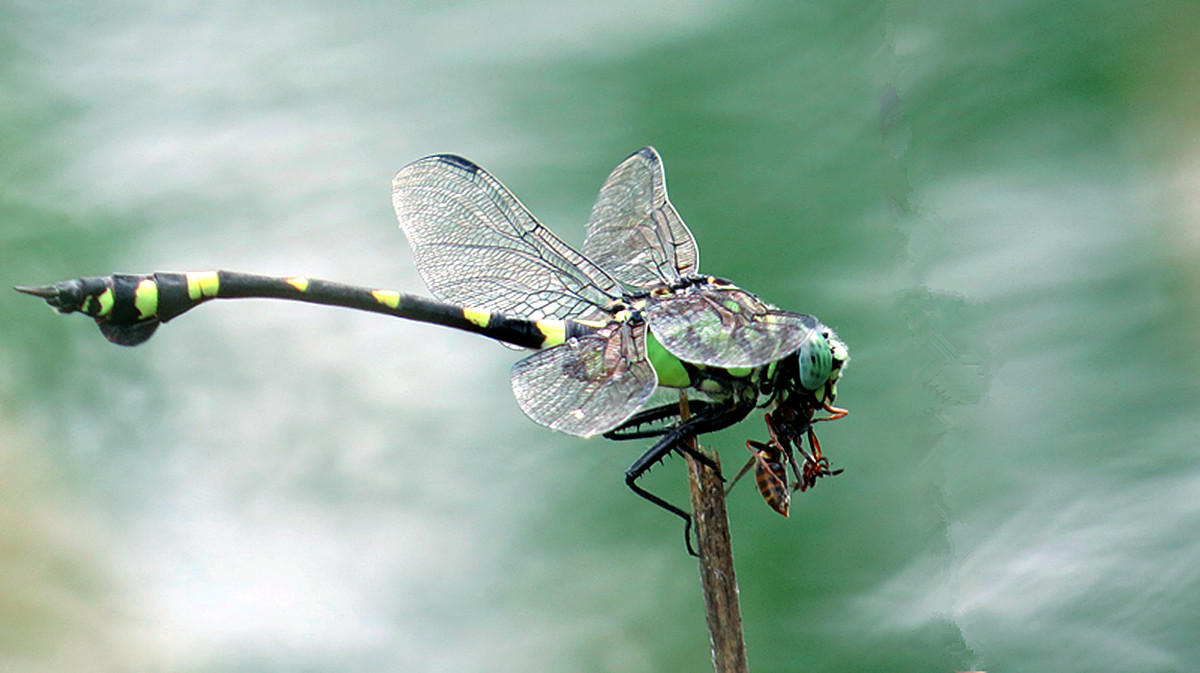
[646,286,819,368]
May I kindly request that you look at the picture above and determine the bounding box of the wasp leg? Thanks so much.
[816,402,849,422]
[725,455,757,494]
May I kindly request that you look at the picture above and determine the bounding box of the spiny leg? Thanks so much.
[604,400,717,441]
[624,402,755,555]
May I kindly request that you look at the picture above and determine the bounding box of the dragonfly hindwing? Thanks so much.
[509,325,657,438]
[393,154,622,320]
[582,147,698,289]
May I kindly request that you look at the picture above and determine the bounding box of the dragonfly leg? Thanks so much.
[623,402,756,554]
[625,469,698,556]
[603,401,716,440]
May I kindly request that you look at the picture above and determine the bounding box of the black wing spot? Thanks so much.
[436,154,481,173]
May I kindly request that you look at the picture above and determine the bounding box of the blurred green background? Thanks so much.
[4,1,1200,671]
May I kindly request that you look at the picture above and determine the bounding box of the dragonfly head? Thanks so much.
[796,323,848,403]
[741,325,848,514]
[758,323,849,427]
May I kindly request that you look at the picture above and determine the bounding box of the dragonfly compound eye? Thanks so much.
[798,331,833,391]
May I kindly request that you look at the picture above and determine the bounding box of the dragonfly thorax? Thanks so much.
[638,274,739,297]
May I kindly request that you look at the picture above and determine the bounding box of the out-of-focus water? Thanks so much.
[4,1,1200,671]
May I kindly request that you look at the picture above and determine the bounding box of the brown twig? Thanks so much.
[681,391,749,673]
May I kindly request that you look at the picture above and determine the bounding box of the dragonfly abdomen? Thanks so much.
[17,270,593,350]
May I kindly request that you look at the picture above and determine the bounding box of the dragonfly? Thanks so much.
[17,147,849,553]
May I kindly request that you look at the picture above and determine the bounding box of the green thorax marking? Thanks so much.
[646,329,691,388]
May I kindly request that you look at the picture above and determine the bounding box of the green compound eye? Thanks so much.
[799,330,833,391]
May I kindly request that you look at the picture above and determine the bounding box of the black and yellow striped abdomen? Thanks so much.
[17,270,595,349]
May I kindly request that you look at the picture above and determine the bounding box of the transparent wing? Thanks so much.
[646,285,819,368]
[582,147,698,289]
[393,154,622,320]
[510,322,657,437]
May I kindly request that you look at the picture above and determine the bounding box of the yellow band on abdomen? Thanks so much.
[462,307,491,328]
[371,289,401,309]
[536,320,567,348]
[186,271,220,300]
[134,278,159,319]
